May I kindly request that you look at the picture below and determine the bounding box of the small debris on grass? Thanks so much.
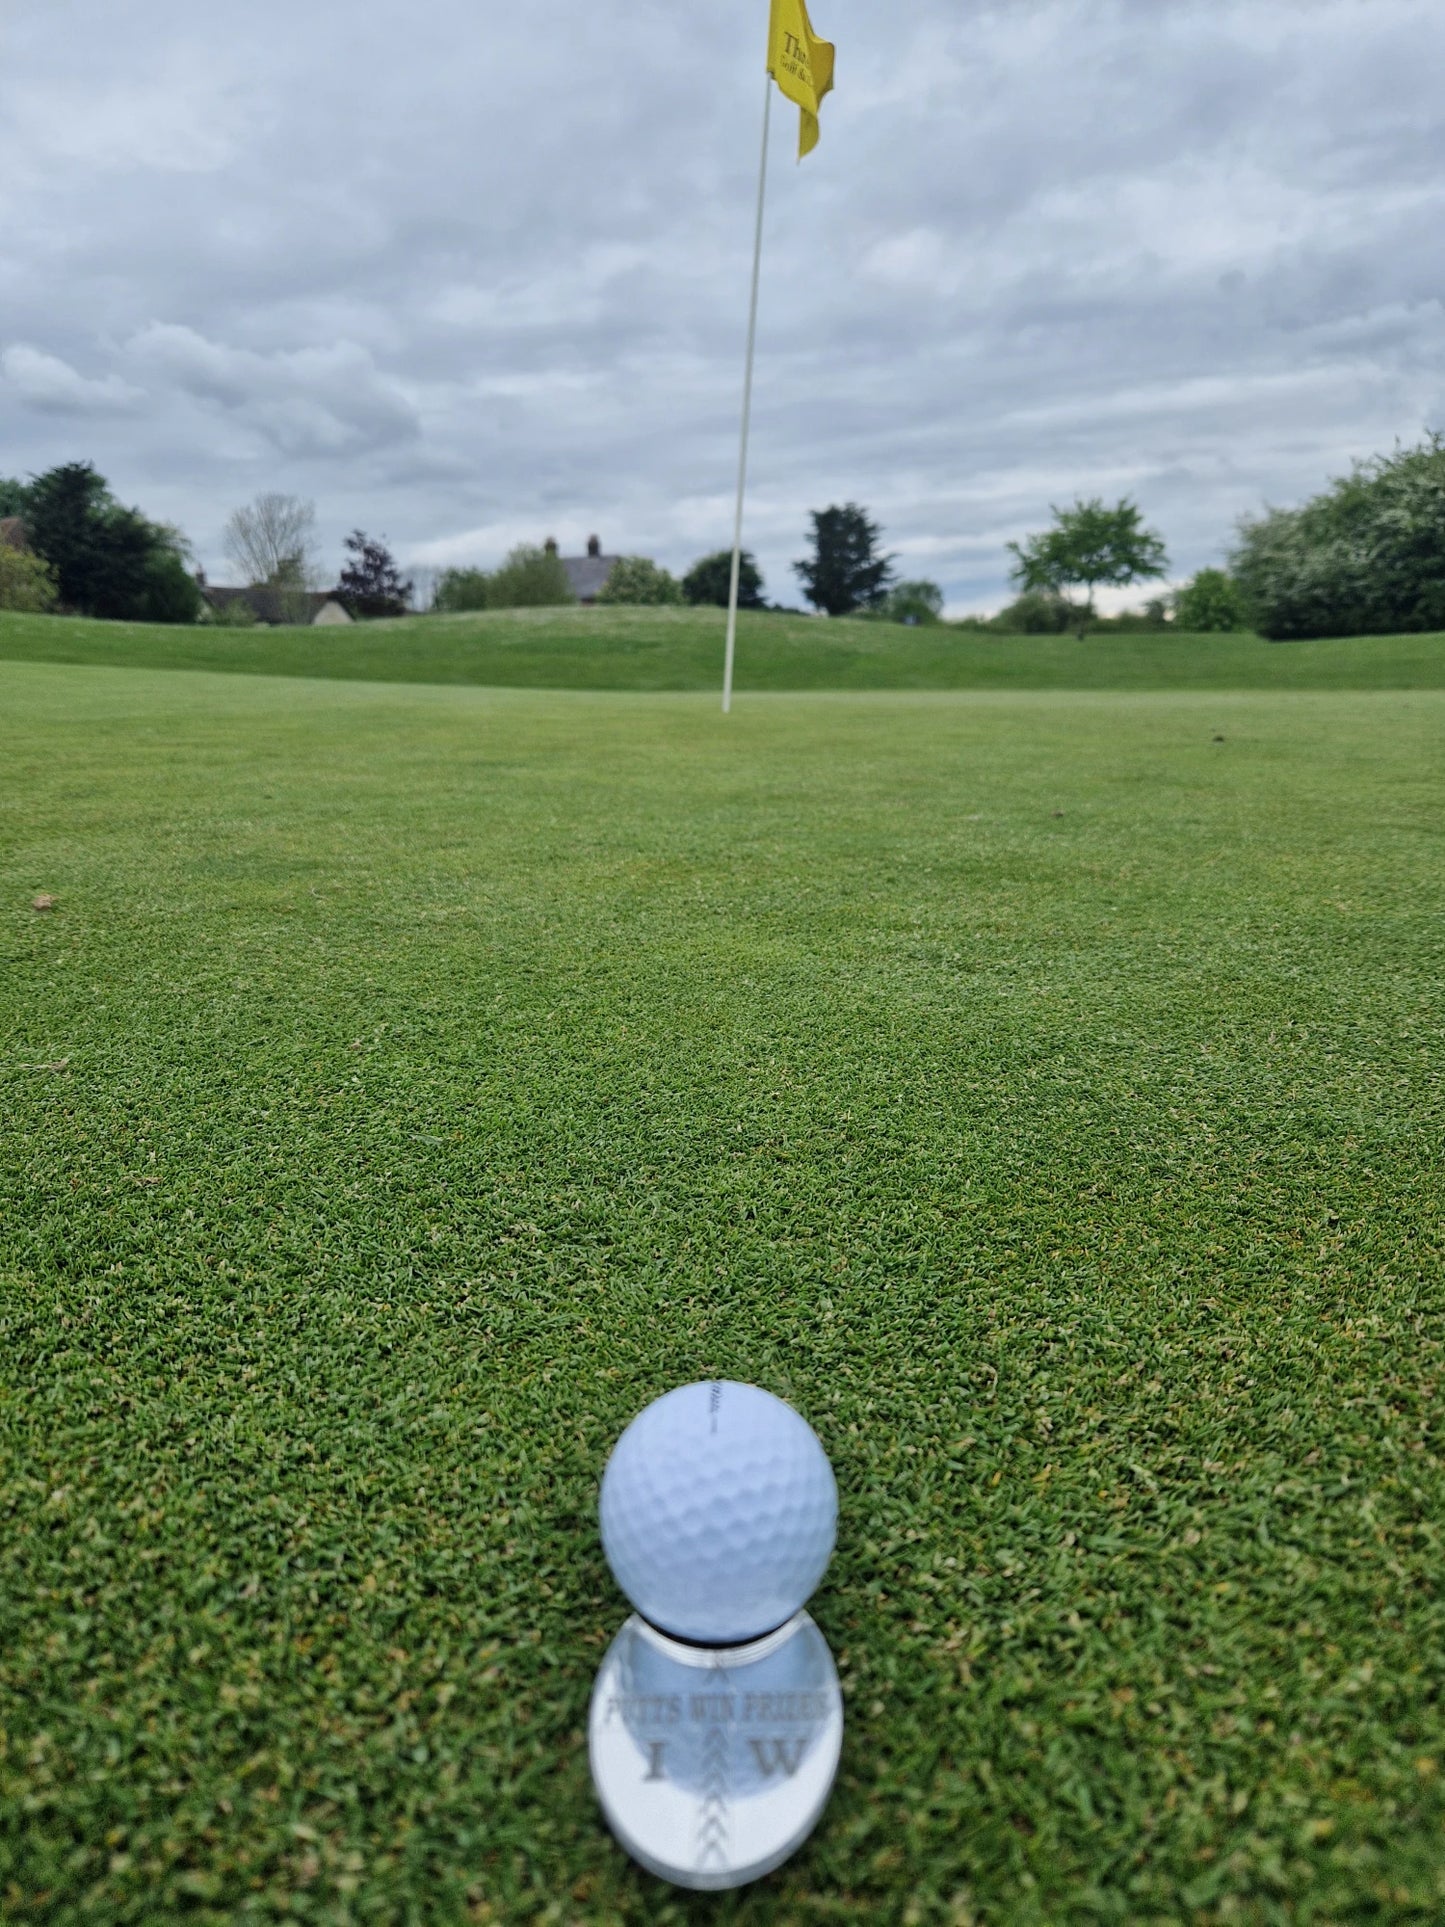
[1213,735,1226,743]
[1051,810,1066,818]
[32,894,58,912]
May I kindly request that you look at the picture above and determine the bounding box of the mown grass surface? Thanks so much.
[2,660,1443,1925]
[3,603,1445,693]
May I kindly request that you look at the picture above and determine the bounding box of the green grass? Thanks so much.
[3,603,1444,693]
[2,660,1442,1924]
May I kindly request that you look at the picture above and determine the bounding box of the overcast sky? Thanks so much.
[2,0,1442,613]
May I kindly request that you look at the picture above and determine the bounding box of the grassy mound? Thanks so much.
[3,601,1444,691]
[2,660,1442,1920]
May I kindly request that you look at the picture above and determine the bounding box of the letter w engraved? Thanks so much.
[748,1735,807,1778]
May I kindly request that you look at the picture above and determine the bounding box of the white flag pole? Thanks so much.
[722,73,773,716]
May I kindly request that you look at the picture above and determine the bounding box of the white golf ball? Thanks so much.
[599,1381,837,1645]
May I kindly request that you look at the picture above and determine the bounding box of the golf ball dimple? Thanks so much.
[599,1381,838,1645]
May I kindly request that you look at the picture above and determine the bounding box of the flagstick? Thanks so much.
[722,74,773,716]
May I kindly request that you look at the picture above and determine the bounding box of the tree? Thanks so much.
[22,461,194,620]
[486,543,576,609]
[1006,497,1169,632]
[137,549,204,624]
[0,545,59,613]
[337,530,413,619]
[1231,433,1445,640]
[24,462,135,613]
[0,477,29,518]
[881,579,944,624]
[596,556,683,606]
[433,567,490,614]
[991,590,1074,634]
[795,504,895,616]
[1174,568,1244,632]
[682,549,766,609]
[223,494,319,590]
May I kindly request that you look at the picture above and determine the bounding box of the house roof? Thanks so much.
[561,552,620,602]
[549,535,623,602]
[204,584,348,625]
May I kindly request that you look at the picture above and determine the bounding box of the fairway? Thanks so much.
[2,661,1443,1922]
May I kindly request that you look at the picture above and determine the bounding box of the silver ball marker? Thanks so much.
[589,1610,843,1891]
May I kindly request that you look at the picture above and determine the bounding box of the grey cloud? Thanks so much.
[0,0,1441,609]
[1,346,144,416]
[126,324,421,457]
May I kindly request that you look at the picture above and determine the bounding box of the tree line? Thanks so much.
[0,469,415,626]
[430,544,771,614]
[5,432,1443,638]
[0,463,201,621]
[428,512,941,620]
[431,434,1445,640]
[984,432,1445,638]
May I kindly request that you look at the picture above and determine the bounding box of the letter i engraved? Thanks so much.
[644,1741,668,1783]
[695,1726,729,1870]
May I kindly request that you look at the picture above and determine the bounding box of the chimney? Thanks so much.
[587,534,601,558]
[544,536,558,556]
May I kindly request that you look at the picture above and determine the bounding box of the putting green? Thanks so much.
[2,661,1442,1922]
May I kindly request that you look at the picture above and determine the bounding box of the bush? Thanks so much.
[433,568,491,614]
[487,545,576,610]
[1231,511,1368,642]
[991,591,1075,634]
[1089,598,1173,633]
[860,579,944,625]
[1232,432,1445,639]
[136,551,204,624]
[0,545,59,613]
[1174,569,1244,631]
[682,550,765,609]
[210,596,257,628]
[894,580,944,623]
[596,557,682,606]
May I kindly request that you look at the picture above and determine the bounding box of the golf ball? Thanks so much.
[599,1381,837,1645]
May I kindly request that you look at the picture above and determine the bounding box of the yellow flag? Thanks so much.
[768,0,834,159]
